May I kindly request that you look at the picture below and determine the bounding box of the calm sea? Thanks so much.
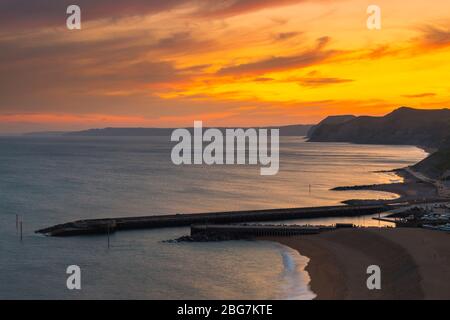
[0,136,427,299]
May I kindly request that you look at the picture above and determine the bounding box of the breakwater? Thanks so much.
[35,204,390,237]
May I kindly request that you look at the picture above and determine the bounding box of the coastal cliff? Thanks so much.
[413,147,450,179]
[308,107,450,148]
[308,107,450,179]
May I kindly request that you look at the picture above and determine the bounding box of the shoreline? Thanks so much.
[336,168,441,205]
[261,228,450,300]
[333,144,449,205]
[274,243,317,300]
[263,147,449,300]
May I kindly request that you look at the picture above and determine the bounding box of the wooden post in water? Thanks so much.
[16,214,19,234]
[107,222,110,249]
[20,221,23,242]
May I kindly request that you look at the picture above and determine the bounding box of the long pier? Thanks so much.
[35,204,391,237]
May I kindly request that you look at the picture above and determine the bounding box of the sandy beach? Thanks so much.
[263,228,450,300]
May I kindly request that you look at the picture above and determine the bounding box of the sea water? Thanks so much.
[0,136,427,299]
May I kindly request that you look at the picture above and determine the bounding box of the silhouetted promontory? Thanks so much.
[308,107,450,148]
[25,124,313,137]
[308,107,450,179]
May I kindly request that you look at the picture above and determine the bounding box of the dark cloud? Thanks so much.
[0,30,208,114]
[315,36,331,50]
[1,29,214,96]
[218,52,329,76]
[0,0,316,30]
[0,0,187,30]
[197,0,309,18]
[0,31,152,65]
[217,37,336,76]
[101,61,183,83]
[254,77,275,82]
[179,64,212,73]
[298,77,353,87]
[420,25,450,48]
[274,32,302,41]
[285,71,352,87]
[357,26,450,61]
[365,45,394,59]
[402,93,436,98]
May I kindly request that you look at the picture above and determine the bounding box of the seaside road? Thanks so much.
[266,228,450,299]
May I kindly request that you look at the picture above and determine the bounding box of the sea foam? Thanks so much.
[276,244,316,300]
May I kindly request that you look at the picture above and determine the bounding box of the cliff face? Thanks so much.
[308,107,450,148]
[307,115,356,137]
[308,107,450,179]
[413,148,450,179]
[413,136,450,179]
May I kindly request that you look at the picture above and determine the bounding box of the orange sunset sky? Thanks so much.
[0,0,449,133]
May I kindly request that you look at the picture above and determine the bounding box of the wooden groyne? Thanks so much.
[35,204,390,237]
[191,224,336,239]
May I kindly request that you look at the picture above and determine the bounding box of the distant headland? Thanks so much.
[23,124,313,137]
[307,106,450,149]
[23,107,450,179]
[307,107,450,179]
